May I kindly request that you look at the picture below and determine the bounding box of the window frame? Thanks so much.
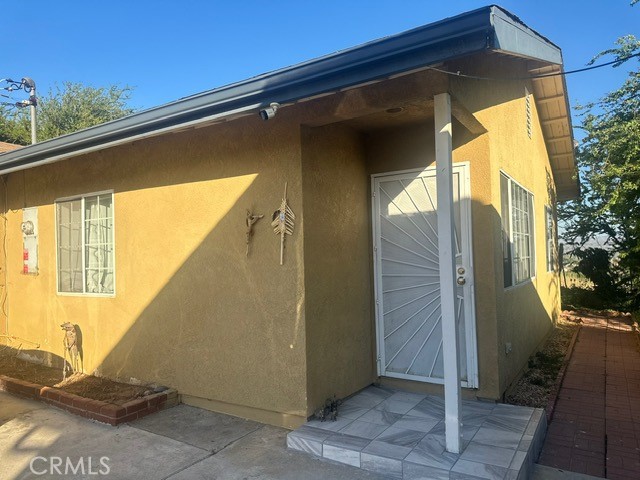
[545,205,555,272]
[500,171,536,289]
[55,190,116,297]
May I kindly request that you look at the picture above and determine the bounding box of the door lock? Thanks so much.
[457,267,466,275]
[457,276,466,286]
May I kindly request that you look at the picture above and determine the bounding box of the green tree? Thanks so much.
[0,82,135,145]
[559,35,640,308]
[0,105,30,144]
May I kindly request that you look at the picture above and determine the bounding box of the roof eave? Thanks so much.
[0,5,571,179]
[529,63,580,202]
[490,6,563,64]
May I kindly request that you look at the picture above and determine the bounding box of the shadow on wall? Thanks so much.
[0,181,560,412]
[0,324,83,377]
[1,77,561,424]
[0,345,67,380]
[3,115,310,421]
[495,177,561,392]
[372,200,560,400]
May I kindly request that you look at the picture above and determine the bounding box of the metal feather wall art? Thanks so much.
[271,182,295,265]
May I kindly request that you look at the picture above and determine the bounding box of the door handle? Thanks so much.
[457,276,466,286]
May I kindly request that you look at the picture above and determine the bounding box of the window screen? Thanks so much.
[57,192,114,295]
[501,173,535,287]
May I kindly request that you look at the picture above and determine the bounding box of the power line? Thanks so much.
[0,78,30,94]
[428,52,640,82]
[0,77,37,143]
[0,78,37,109]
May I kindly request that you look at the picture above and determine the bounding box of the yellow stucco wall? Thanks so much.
[0,60,561,425]
[301,124,375,415]
[2,115,309,427]
[0,190,6,337]
[449,55,561,395]
[489,86,561,393]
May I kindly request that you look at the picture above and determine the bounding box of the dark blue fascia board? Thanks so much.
[0,5,562,173]
[490,7,562,64]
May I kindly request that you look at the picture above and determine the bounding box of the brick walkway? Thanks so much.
[538,314,640,479]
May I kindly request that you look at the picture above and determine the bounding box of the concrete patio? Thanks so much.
[287,385,547,479]
[1,391,392,479]
[0,388,602,479]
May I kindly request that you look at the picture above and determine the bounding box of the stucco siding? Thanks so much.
[301,124,375,416]
[2,115,309,426]
[0,61,563,424]
[450,55,561,395]
[493,85,561,393]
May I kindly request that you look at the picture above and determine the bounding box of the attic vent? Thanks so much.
[525,87,532,139]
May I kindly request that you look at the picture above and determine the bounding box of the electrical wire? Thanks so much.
[0,78,29,109]
[428,52,640,82]
[0,84,23,92]
[1,93,22,103]
[1,78,26,87]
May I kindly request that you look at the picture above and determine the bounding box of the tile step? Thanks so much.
[287,387,547,480]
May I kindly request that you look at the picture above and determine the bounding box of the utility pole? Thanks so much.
[18,77,37,144]
[0,77,37,143]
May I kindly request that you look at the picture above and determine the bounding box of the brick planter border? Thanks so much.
[0,374,178,426]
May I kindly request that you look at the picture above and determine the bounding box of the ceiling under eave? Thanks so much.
[529,64,580,202]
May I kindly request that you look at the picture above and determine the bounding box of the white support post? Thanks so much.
[434,92,462,454]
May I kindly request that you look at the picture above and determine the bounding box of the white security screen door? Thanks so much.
[372,164,478,387]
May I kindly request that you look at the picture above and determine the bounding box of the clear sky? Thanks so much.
[2,1,639,128]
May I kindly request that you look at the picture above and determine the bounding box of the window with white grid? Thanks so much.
[545,206,555,272]
[56,192,114,295]
[501,173,535,287]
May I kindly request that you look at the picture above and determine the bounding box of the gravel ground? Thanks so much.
[505,313,580,408]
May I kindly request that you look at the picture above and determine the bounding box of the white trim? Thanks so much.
[500,170,536,288]
[382,371,473,388]
[530,195,537,279]
[371,175,384,377]
[545,205,555,272]
[507,174,515,287]
[371,162,469,179]
[504,277,534,292]
[459,162,479,389]
[499,169,532,194]
[55,190,116,297]
[55,189,114,203]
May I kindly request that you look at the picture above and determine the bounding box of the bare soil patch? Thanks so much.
[0,353,148,405]
[505,313,580,408]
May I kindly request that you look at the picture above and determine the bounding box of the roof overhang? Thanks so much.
[529,64,580,201]
[0,5,578,200]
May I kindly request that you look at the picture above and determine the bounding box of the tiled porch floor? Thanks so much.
[287,385,546,479]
